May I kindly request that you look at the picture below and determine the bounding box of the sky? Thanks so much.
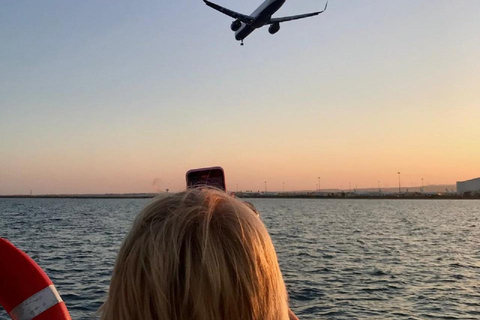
[1,0,479,194]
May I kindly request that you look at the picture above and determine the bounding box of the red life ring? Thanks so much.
[0,238,71,320]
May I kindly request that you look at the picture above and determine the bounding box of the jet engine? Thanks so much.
[268,22,280,35]
[231,19,242,31]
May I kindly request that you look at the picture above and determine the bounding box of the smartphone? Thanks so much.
[186,166,226,191]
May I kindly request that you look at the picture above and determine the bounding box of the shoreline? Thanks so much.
[0,194,157,199]
[1,193,479,200]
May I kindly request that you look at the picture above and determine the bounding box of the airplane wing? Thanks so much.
[268,1,328,24]
[203,0,255,24]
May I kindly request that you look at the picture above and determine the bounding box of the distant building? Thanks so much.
[457,177,480,195]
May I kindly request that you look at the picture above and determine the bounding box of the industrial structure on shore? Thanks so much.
[457,177,480,195]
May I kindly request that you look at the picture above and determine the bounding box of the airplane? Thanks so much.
[203,0,328,45]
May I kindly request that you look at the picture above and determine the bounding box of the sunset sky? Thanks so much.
[1,0,479,194]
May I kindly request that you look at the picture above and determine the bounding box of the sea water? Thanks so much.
[1,198,479,320]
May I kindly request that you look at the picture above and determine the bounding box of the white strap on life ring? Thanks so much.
[9,285,63,320]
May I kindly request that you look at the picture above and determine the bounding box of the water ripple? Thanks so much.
[1,198,480,319]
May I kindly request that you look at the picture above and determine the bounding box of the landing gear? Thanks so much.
[240,40,244,46]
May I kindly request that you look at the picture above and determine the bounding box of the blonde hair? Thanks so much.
[100,188,290,320]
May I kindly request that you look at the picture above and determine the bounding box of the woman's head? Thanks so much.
[101,188,289,320]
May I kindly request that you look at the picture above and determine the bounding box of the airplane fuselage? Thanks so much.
[204,0,327,44]
[235,0,286,41]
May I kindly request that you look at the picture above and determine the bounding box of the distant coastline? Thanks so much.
[1,192,479,200]
[0,194,157,199]
[235,192,480,200]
